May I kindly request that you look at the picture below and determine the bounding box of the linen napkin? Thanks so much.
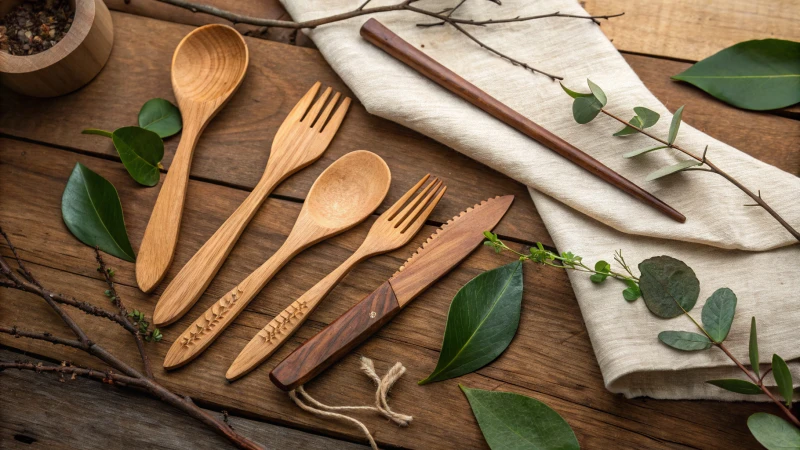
[282,0,800,399]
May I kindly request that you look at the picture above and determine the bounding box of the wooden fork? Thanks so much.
[226,174,447,381]
[153,82,351,327]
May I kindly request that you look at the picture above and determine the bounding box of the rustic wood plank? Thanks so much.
[0,11,546,246]
[0,138,770,449]
[0,349,367,450]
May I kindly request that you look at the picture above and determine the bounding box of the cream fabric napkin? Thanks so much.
[282,0,800,399]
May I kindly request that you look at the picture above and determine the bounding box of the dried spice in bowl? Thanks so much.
[0,0,75,56]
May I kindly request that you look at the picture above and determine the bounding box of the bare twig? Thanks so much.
[0,325,84,350]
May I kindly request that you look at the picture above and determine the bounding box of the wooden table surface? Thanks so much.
[1,1,798,449]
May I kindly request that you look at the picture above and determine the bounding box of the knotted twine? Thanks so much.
[288,356,412,449]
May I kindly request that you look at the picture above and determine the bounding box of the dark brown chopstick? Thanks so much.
[360,18,685,223]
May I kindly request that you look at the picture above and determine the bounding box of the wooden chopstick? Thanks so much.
[360,18,685,223]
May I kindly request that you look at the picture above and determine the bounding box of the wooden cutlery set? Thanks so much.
[135,24,514,389]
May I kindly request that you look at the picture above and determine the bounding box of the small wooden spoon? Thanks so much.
[163,151,391,369]
[136,25,249,293]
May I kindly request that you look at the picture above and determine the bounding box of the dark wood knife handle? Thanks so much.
[360,18,685,224]
[270,280,401,391]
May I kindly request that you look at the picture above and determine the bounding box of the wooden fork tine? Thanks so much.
[394,178,439,226]
[286,81,321,124]
[386,174,430,218]
[401,184,446,233]
[319,97,351,137]
[313,92,341,132]
[302,87,332,124]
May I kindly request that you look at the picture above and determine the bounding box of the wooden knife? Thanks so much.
[270,195,514,391]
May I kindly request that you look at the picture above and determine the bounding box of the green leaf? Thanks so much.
[772,354,794,407]
[667,105,684,145]
[622,280,640,302]
[706,379,763,395]
[634,107,660,127]
[701,288,737,343]
[613,115,643,137]
[672,39,800,111]
[460,385,580,450]
[559,82,593,99]
[623,145,668,158]
[419,262,523,385]
[111,127,164,186]
[645,160,702,181]
[138,98,182,138]
[658,331,712,351]
[638,256,700,318]
[61,163,136,262]
[750,317,760,378]
[589,260,610,284]
[587,79,607,106]
[572,95,603,124]
[747,413,800,450]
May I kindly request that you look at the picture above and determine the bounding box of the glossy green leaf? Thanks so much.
[572,96,603,124]
[645,160,702,181]
[672,39,800,111]
[61,163,136,262]
[460,385,580,450]
[668,105,684,145]
[658,331,712,351]
[82,127,164,186]
[750,317,760,378]
[707,379,762,395]
[747,413,800,450]
[613,115,643,137]
[638,256,700,318]
[138,98,182,138]
[701,288,737,343]
[772,354,794,407]
[587,79,607,106]
[622,280,641,302]
[589,260,610,284]
[634,107,660,127]
[623,145,668,158]
[560,82,593,99]
[419,262,523,385]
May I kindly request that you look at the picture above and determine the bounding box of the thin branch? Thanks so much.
[0,325,85,350]
[0,360,146,387]
[0,228,40,288]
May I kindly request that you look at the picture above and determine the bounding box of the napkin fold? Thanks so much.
[283,0,800,399]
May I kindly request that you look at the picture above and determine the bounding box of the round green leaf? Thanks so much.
[638,256,700,318]
[622,280,641,302]
[658,331,712,351]
[61,163,136,262]
[460,385,580,450]
[587,79,607,106]
[772,354,794,407]
[672,39,800,111]
[112,126,164,187]
[613,115,643,137]
[645,159,702,181]
[747,413,800,450]
[701,287,737,343]
[633,107,660,128]
[706,379,763,395]
[138,98,182,138]
[572,96,603,124]
[419,261,523,385]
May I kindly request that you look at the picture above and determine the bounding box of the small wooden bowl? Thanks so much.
[0,0,113,97]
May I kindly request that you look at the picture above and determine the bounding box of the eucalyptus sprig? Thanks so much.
[560,80,800,243]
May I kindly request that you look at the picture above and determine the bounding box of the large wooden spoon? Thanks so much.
[136,25,249,293]
[163,151,391,369]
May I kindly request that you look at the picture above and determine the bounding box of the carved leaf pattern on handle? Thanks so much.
[257,299,310,345]
[180,286,244,348]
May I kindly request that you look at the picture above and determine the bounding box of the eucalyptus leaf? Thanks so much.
[587,79,607,106]
[668,105,684,145]
[460,385,580,450]
[560,83,593,99]
[623,145,668,159]
[658,331,712,351]
[622,280,641,302]
[613,116,643,137]
[645,160,702,181]
[701,287,737,343]
[747,413,800,450]
[638,256,700,318]
[772,354,794,407]
[750,317,760,378]
[672,39,800,111]
[139,98,182,138]
[572,96,603,124]
[61,163,136,262]
[419,261,523,385]
[634,107,660,127]
[706,379,762,395]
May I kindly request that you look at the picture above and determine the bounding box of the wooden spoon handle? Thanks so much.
[270,280,401,391]
[136,129,200,293]
[226,250,368,381]
[360,18,685,224]
[163,241,300,369]
[154,176,280,327]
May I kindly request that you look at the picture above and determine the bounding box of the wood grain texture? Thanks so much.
[0,0,113,97]
[583,0,800,62]
[136,24,249,293]
[227,175,445,381]
[154,83,351,327]
[163,151,391,369]
[0,139,773,449]
[0,349,366,450]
